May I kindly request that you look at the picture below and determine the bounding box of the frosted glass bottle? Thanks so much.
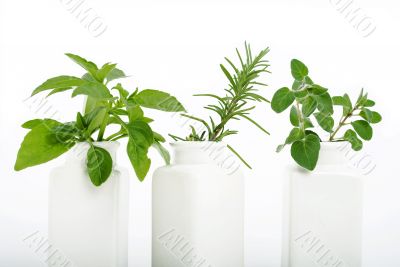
[48,142,129,267]
[152,142,244,267]
[282,142,363,267]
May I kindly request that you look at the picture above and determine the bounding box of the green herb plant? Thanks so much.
[271,59,381,171]
[170,43,271,168]
[15,54,185,186]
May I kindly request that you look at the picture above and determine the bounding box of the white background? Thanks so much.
[1,0,399,266]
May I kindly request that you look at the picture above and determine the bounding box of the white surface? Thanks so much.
[0,0,399,266]
[283,143,363,267]
[152,142,244,267]
[49,142,129,267]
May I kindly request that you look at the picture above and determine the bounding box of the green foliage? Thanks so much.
[271,87,295,113]
[14,119,75,171]
[291,59,309,81]
[87,145,113,186]
[272,59,382,171]
[351,120,373,140]
[291,134,320,171]
[126,120,154,181]
[134,89,186,112]
[343,129,363,151]
[169,43,270,168]
[15,54,185,185]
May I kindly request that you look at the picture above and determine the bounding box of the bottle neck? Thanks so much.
[317,142,351,166]
[171,142,228,165]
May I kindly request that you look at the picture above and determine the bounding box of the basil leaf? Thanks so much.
[271,87,295,113]
[82,73,97,82]
[72,81,113,99]
[351,120,373,140]
[126,120,154,181]
[76,112,86,130]
[134,89,186,112]
[21,119,51,129]
[106,68,127,82]
[84,107,107,135]
[46,87,73,97]
[51,122,79,142]
[31,76,84,96]
[65,53,98,77]
[152,141,171,165]
[87,145,113,186]
[112,83,129,100]
[95,63,117,82]
[15,120,74,171]
[290,134,320,171]
[126,104,144,122]
[291,59,308,81]
[153,131,166,142]
[344,129,363,151]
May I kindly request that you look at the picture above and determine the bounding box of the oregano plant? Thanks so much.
[15,54,185,186]
[271,59,381,171]
[170,43,271,168]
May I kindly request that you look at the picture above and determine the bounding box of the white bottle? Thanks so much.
[49,142,129,267]
[152,142,244,267]
[282,142,363,267]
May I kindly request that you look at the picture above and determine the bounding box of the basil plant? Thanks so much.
[271,59,382,171]
[14,54,185,186]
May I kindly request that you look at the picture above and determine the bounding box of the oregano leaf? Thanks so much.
[344,129,363,151]
[302,96,317,117]
[271,87,295,113]
[290,134,320,171]
[291,59,308,81]
[351,120,373,140]
[290,106,299,126]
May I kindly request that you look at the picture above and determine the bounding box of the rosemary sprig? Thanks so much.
[170,43,271,167]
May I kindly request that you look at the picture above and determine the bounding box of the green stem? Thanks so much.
[110,134,128,141]
[181,114,211,134]
[109,112,130,135]
[329,105,358,141]
[209,96,240,141]
[97,104,112,141]
[295,100,305,133]
[97,115,109,141]
[105,131,123,141]
[168,134,186,141]
[227,144,252,169]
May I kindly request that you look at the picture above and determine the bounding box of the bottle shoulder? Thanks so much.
[286,164,362,180]
[153,163,244,179]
